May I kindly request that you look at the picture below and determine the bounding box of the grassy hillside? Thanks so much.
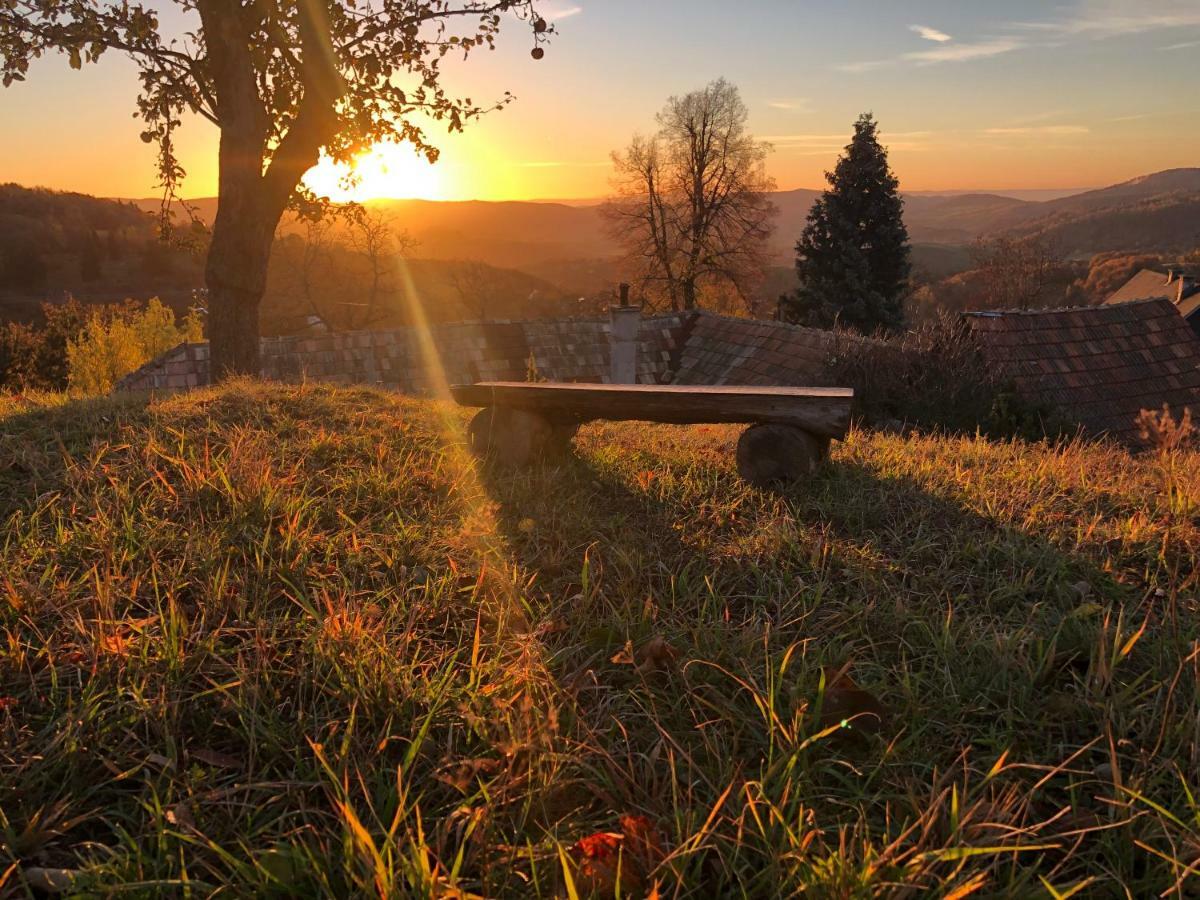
[1,383,1198,895]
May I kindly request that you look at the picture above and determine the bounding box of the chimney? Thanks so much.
[609,283,640,384]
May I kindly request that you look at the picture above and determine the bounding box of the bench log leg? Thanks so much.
[736,424,828,488]
[467,407,576,467]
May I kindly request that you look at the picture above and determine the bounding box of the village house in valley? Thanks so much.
[1106,268,1200,337]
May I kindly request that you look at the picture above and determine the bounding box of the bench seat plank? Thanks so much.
[450,382,854,440]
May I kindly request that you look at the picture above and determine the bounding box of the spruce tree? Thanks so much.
[784,114,911,333]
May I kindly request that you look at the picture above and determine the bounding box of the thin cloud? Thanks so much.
[907,38,1025,64]
[846,2,1200,74]
[842,37,1024,72]
[984,125,1090,135]
[910,24,953,42]
[1014,0,1200,38]
[518,160,607,168]
[839,59,890,74]
[766,98,812,112]
[764,131,932,153]
[544,5,582,20]
[1007,109,1071,125]
[760,134,849,145]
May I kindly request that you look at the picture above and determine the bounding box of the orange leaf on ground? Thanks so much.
[569,815,667,897]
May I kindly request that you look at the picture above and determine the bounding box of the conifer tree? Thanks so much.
[784,114,910,333]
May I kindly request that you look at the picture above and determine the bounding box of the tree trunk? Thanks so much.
[205,191,278,379]
[682,278,697,311]
[196,0,342,380]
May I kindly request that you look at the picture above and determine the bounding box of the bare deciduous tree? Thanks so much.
[289,218,338,326]
[344,208,410,330]
[602,79,777,313]
[449,259,494,320]
[971,235,1065,311]
[276,209,412,332]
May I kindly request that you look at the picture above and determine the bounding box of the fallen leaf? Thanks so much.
[817,665,888,736]
[569,815,667,896]
[619,814,666,867]
[190,749,240,770]
[23,867,78,894]
[167,802,196,830]
[610,640,635,666]
[518,517,536,533]
[635,636,677,675]
[99,631,131,656]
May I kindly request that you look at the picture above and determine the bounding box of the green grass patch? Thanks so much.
[1,381,1197,896]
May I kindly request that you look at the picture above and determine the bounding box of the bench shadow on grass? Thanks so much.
[475,433,1132,759]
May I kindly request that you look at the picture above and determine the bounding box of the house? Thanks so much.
[120,300,1200,448]
[1106,268,1200,336]
[964,298,1200,444]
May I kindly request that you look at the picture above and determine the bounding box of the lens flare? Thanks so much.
[304,143,446,202]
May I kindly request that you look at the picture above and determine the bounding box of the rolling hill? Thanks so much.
[124,169,1200,288]
[3,168,1193,328]
[998,170,1200,254]
[0,184,204,321]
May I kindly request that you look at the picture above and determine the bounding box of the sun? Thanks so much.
[303,142,447,202]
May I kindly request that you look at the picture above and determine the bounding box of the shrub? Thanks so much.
[0,298,91,390]
[826,312,1057,439]
[65,298,203,395]
[1135,404,1196,454]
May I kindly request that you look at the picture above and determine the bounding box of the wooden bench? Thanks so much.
[450,382,854,487]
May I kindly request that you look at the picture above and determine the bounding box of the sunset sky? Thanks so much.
[1,0,1198,202]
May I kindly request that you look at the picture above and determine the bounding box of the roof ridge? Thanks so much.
[964,297,1174,318]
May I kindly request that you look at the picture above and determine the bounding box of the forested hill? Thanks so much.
[0,184,202,321]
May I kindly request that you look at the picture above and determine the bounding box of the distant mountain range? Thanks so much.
[771,168,1200,255]
[4,168,1195,326]
[130,168,1200,279]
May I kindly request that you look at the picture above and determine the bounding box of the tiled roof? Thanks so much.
[1106,269,1200,311]
[117,314,688,393]
[964,298,1200,442]
[672,311,858,387]
[1180,292,1200,321]
[1105,269,1181,305]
